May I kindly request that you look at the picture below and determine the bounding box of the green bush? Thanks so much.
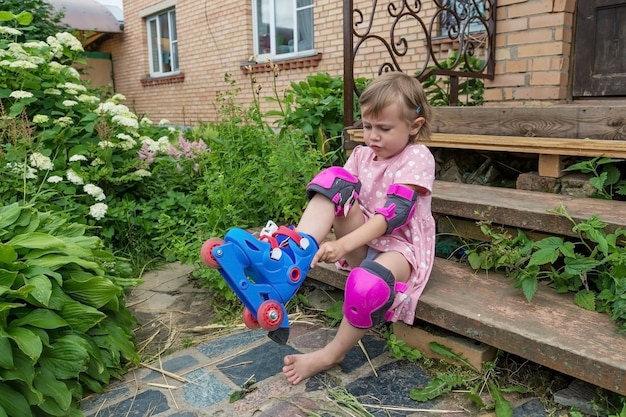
[0,203,140,416]
[0,12,182,269]
[263,70,368,166]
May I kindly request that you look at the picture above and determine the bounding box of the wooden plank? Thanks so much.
[538,154,564,177]
[432,180,626,237]
[307,259,626,395]
[417,258,626,396]
[431,106,626,140]
[345,129,626,158]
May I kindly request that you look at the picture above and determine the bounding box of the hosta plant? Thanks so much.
[0,203,140,417]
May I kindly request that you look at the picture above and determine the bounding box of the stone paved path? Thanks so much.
[79,263,555,417]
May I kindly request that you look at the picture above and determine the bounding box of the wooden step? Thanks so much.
[307,258,626,396]
[432,180,626,238]
[346,130,626,157]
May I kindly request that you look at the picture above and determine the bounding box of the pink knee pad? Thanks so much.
[306,167,361,216]
[343,260,395,329]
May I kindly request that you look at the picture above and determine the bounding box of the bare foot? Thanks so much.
[282,349,344,385]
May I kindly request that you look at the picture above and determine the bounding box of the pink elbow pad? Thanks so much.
[375,184,417,234]
[306,166,361,216]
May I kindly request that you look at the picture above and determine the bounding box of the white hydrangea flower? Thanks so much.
[89,203,108,220]
[47,62,63,74]
[62,100,77,107]
[98,140,115,148]
[112,115,139,129]
[47,175,63,183]
[55,32,84,52]
[68,67,80,79]
[9,90,33,99]
[33,114,49,124]
[141,138,160,153]
[46,36,63,57]
[66,169,84,185]
[29,152,54,170]
[84,184,106,201]
[111,93,126,102]
[9,60,38,70]
[69,154,87,162]
[158,119,170,126]
[7,162,37,179]
[54,116,73,127]
[0,27,22,36]
[23,41,48,49]
[77,94,100,104]
[133,169,152,177]
[91,158,104,166]
[61,82,87,92]
[44,88,62,95]
[157,136,171,153]
[118,137,137,151]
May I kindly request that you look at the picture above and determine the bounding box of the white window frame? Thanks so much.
[252,0,314,61]
[145,8,178,77]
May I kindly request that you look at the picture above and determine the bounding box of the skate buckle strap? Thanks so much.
[383,281,409,321]
[274,226,310,250]
[259,224,311,260]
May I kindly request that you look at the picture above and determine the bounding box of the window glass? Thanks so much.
[440,0,487,36]
[253,0,314,58]
[147,9,178,76]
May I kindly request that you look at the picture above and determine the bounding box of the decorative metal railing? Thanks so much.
[343,0,497,127]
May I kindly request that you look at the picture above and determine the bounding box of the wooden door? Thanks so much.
[572,0,626,97]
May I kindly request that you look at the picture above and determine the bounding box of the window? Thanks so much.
[253,0,314,59]
[146,9,178,76]
[440,0,487,36]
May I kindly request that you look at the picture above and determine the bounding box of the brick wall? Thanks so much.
[105,0,577,125]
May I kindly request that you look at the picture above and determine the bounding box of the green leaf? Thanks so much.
[0,204,22,229]
[63,277,121,308]
[589,172,608,192]
[6,326,43,361]
[0,268,19,287]
[468,252,482,270]
[59,299,106,332]
[520,276,538,302]
[528,247,559,267]
[15,11,34,25]
[465,391,485,408]
[429,341,477,371]
[488,381,513,417]
[564,257,600,276]
[0,11,16,21]
[603,164,621,186]
[0,335,14,369]
[24,274,53,306]
[39,335,90,380]
[574,290,596,311]
[34,367,72,412]
[7,233,66,250]
[28,254,101,272]
[559,241,576,258]
[11,309,68,329]
[0,382,33,417]
[409,376,453,401]
[0,245,18,264]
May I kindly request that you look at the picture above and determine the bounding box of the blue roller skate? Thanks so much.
[200,221,318,344]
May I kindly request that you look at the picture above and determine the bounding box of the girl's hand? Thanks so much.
[311,240,347,268]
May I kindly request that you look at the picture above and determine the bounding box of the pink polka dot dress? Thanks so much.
[343,143,436,324]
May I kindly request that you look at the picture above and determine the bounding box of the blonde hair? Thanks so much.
[358,71,432,142]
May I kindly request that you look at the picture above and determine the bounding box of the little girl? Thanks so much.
[282,71,436,384]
